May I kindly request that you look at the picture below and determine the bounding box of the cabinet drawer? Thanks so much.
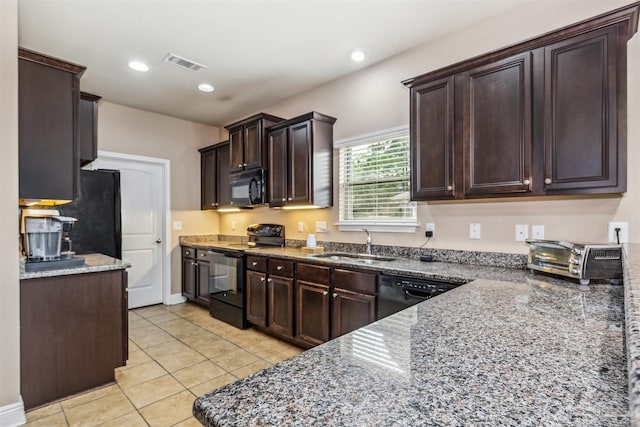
[182,247,196,259]
[196,249,217,263]
[297,263,330,285]
[333,269,377,295]
[269,259,294,277]
[247,256,267,272]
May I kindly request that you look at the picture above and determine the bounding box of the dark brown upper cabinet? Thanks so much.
[225,113,284,172]
[198,141,230,210]
[461,52,533,197]
[19,48,86,203]
[410,77,455,200]
[404,3,639,201]
[78,92,101,166]
[267,112,337,208]
[541,25,624,193]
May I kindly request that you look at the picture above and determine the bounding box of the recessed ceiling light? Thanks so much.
[198,83,215,93]
[128,60,149,72]
[351,49,367,62]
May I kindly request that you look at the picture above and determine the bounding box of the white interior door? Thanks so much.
[91,155,165,308]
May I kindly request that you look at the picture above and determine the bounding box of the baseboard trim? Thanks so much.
[0,396,26,427]
[166,293,187,305]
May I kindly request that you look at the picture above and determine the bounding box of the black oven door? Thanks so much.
[207,250,245,308]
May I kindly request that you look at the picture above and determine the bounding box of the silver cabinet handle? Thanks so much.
[544,178,552,185]
[267,278,272,282]
[243,163,248,167]
[252,262,258,266]
[288,197,293,201]
[276,265,283,270]
[523,179,530,185]
[260,277,265,282]
[156,239,162,244]
[447,185,453,191]
[282,198,286,202]
[322,291,328,296]
[332,293,338,298]
[238,163,243,168]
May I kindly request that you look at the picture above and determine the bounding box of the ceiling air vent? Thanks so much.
[163,53,207,71]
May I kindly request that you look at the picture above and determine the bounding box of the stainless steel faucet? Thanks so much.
[362,228,372,254]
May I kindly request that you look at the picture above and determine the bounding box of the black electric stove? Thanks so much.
[208,224,284,329]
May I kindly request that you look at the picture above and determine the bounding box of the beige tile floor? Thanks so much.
[23,303,304,427]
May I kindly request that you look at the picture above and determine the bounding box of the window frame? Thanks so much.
[335,126,418,233]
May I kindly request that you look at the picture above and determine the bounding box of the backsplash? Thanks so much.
[180,235,527,269]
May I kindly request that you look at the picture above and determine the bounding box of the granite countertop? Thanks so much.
[20,253,130,280]
[624,244,640,425]
[192,242,630,426]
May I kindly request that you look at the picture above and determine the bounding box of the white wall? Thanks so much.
[0,0,23,421]
[97,102,221,294]
[220,0,640,254]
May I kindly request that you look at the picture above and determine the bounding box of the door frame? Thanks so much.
[94,150,173,305]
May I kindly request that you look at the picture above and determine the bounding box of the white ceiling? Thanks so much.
[18,0,533,127]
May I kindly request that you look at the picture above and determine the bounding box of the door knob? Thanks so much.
[156,239,162,244]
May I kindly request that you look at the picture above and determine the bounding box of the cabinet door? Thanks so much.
[289,121,312,204]
[296,281,330,346]
[542,25,622,192]
[246,270,268,327]
[268,275,294,338]
[19,58,79,201]
[268,127,288,207]
[462,52,532,196]
[201,149,217,209]
[216,143,231,206]
[229,127,244,172]
[244,120,263,169]
[410,77,455,200]
[331,289,376,339]
[182,258,197,300]
[196,261,210,306]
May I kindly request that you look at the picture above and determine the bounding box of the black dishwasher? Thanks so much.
[378,275,466,319]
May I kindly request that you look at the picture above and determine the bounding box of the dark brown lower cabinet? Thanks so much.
[246,269,267,327]
[196,259,210,306]
[296,281,330,346]
[268,275,294,338]
[20,269,128,410]
[331,289,376,339]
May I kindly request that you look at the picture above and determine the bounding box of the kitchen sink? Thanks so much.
[310,252,396,263]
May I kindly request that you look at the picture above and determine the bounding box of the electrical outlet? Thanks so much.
[532,225,545,239]
[231,221,236,230]
[298,222,304,233]
[515,224,528,242]
[426,223,435,237]
[469,223,481,240]
[608,221,629,244]
[315,221,328,233]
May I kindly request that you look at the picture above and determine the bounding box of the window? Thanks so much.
[336,127,417,232]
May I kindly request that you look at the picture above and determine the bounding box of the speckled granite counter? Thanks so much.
[194,275,626,425]
[623,244,640,425]
[20,253,130,280]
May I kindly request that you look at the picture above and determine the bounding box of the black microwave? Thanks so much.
[230,169,265,207]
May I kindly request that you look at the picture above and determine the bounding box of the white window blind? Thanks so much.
[338,128,416,230]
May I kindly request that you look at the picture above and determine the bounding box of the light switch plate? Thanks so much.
[469,223,481,240]
[172,221,182,231]
[298,222,304,233]
[231,221,236,231]
[532,225,545,239]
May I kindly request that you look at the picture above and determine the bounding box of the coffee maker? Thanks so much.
[21,209,84,271]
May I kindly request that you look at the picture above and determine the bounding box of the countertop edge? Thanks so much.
[20,253,130,280]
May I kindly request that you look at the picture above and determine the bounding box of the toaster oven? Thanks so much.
[525,239,623,285]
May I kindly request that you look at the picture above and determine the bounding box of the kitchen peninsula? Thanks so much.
[20,254,130,410]
[193,245,633,426]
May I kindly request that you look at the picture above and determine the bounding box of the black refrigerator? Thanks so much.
[58,169,122,259]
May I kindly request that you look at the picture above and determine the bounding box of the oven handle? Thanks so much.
[207,249,243,258]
